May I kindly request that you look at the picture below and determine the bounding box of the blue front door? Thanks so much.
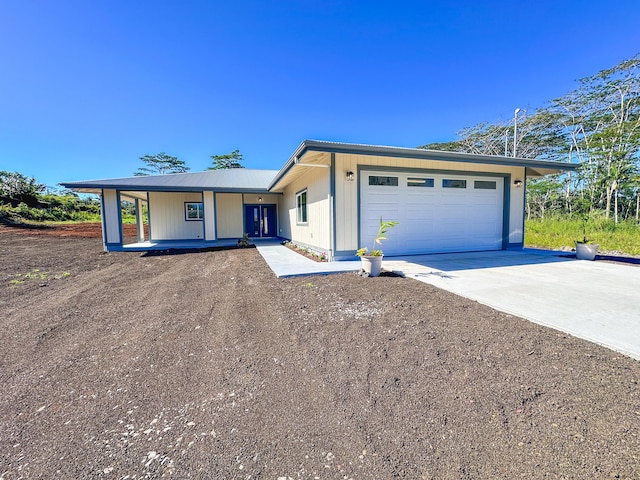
[244,204,277,238]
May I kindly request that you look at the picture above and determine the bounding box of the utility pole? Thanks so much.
[513,108,521,157]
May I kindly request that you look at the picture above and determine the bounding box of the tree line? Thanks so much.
[420,54,640,223]
[0,150,245,224]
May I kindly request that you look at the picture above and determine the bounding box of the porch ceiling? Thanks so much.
[120,191,148,201]
[269,151,331,191]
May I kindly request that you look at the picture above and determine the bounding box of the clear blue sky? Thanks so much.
[1,0,638,188]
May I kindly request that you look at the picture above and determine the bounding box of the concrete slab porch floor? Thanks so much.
[383,250,640,361]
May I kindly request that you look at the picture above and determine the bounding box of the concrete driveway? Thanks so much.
[384,250,640,361]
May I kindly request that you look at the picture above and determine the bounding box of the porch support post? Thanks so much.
[203,191,216,240]
[101,189,122,250]
[135,198,145,242]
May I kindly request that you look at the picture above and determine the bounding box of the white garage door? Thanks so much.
[360,171,504,256]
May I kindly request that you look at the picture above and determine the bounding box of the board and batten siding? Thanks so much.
[215,193,243,238]
[243,193,280,205]
[334,153,526,253]
[148,192,204,240]
[102,189,121,245]
[279,167,331,253]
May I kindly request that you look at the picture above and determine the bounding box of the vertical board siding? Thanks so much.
[102,189,121,244]
[148,192,204,240]
[243,193,280,205]
[282,167,331,251]
[509,168,526,244]
[335,153,526,251]
[203,191,216,240]
[216,193,243,238]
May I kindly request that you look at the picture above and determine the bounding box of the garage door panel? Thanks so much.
[361,170,504,255]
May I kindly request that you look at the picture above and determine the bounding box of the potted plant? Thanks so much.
[574,199,599,261]
[356,216,399,276]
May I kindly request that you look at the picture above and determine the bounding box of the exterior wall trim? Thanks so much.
[502,176,511,249]
[330,152,336,260]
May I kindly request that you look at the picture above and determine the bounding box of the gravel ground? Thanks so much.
[1,226,639,479]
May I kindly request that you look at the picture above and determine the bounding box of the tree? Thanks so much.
[208,149,245,170]
[549,54,640,221]
[418,55,640,222]
[525,176,565,220]
[0,171,45,207]
[134,152,189,176]
[418,109,565,160]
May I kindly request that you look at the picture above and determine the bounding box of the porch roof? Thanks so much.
[60,168,280,194]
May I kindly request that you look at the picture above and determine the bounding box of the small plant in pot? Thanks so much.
[574,199,599,261]
[356,216,399,276]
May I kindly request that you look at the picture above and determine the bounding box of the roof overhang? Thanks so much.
[268,147,331,191]
[268,140,577,190]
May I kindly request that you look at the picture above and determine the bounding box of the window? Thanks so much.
[474,180,497,190]
[407,177,435,187]
[296,189,307,224]
[369,175,398,186]
[185,202,203,221]
[442,179,467,188]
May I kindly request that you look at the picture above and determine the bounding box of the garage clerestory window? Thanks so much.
[369,175,398,186]
[443,179,467,188]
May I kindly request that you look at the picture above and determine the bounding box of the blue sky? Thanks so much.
[1,0,639,188]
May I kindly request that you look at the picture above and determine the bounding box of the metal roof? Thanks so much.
[61,168,280,193]
[62,140,577,194]
[268,140,577,189]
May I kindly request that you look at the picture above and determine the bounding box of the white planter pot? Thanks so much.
[361,255,383,277]
[575,242,599,261]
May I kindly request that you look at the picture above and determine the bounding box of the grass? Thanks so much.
[8,269,71,286]
[40,214,137,224]
[525,217,640,256]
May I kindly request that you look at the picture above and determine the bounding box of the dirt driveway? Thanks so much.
[1,227,639,479]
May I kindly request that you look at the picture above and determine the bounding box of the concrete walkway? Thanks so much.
[384,250,640,361]
[255,243,361,277]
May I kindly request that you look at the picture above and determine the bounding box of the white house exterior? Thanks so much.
[62,140,575,259]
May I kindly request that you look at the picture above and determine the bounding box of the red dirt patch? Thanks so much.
[0,222,140,238]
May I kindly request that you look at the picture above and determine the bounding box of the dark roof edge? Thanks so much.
[58,183,276,194]
[304,140,577,170]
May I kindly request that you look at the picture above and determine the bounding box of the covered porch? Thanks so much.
[60,168,282,252]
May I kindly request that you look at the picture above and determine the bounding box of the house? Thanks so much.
[61,140,575,260]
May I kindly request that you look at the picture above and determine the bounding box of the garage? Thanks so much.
[360,170,505,256]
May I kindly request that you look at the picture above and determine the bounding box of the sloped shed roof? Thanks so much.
[268,140,576,190]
